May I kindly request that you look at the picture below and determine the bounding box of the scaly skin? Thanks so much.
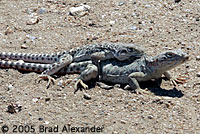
[0,50,189,93]
[0,43,144,88]
[0,43,144,63]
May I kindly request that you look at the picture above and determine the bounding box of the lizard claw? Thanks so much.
[134,88,150,95]
[36,74,56,88]
[174,76,187,85]
[74,79,88,93]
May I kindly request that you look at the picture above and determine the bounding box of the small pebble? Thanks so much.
[45,98,51,102]
[38,117,43,121]
[69,5,90,17]
[7,84,14,90]
[44,121,49,124]
[120,120,127,124]
[130,26,137,30]
[188,68,195,72]
[148,115,153,119]
[109,20,115,25]
[26,34,37,41]
[21,44,28,49]
[196,17,200,21]
[118,2,125,6]
[5,27,13,35]
[32,98,39,103]
[174,0,181,3]
[7,104,16,114]
[197,72,200,77]
[38,8,46,14]
[27,14,39,25]
[83,92,91,100]
[196,56,200,60]
[57,79,65,87]
[131,12,139,17]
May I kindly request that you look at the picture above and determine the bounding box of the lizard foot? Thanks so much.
[174,76,187,85]
[74,79,88,93]
[97,82,113,90]
[124,85,149,95]
[134,88,150,95]
[36,74,56,88]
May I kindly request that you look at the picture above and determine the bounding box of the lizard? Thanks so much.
[0,42,145,88]
[0,49,189,93]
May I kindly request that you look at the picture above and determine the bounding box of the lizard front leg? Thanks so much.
[37,54,73,88]
[74,64,98,93]
[127,72,148,94]
[164,71,180,87]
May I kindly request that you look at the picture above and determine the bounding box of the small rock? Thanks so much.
[131,12,139,17]
[145,4,151,8]
[69,5,90,17]
[37,8,46,14]
[7,103,22,114]
[188,68,195,72]
[148,115,153,119]
[7,84,14,90]
[109,20,115,25]
[174,0,181,3]
[83,92,91,100]
[196,56,200,60]
[196,72,200,77]
[27,14,39,25]
[118,2,125,6]
[32,98,39,103]
[38,117,43,121]
[5,27,13,35]
[45,98,51,102]
[120,120,127,124]
[26,34,37,41]
[21,44,28,49]
[44,121,49,124]
[7,104,16,114]
[196,17,200,21]
[186,46,193,50]
[57,79,66,88]
[130,26,137,30]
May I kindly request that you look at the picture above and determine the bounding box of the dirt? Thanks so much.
[0,0,200,133]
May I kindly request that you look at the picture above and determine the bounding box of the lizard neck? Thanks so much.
[145,56,166,78]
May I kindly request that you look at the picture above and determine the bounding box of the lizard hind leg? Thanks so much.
[36,54,73,88]
[127,72,149,94]
[74,64,98,93]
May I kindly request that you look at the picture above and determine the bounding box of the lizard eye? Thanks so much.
[166,53,174,58]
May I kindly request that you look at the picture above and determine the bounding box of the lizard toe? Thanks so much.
[74,79,88,93]
[36,74,56,89]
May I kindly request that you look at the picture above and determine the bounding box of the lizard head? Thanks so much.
[147,49,189,72]
[115,43,145,61]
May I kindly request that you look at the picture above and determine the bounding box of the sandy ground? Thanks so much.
[0,0,200,133]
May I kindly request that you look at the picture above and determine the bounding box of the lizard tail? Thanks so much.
[0,60,50,73]
[0,52,58,64]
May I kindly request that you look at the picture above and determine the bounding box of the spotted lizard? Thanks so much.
[0,49,189,93]
[0,42,144,88]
